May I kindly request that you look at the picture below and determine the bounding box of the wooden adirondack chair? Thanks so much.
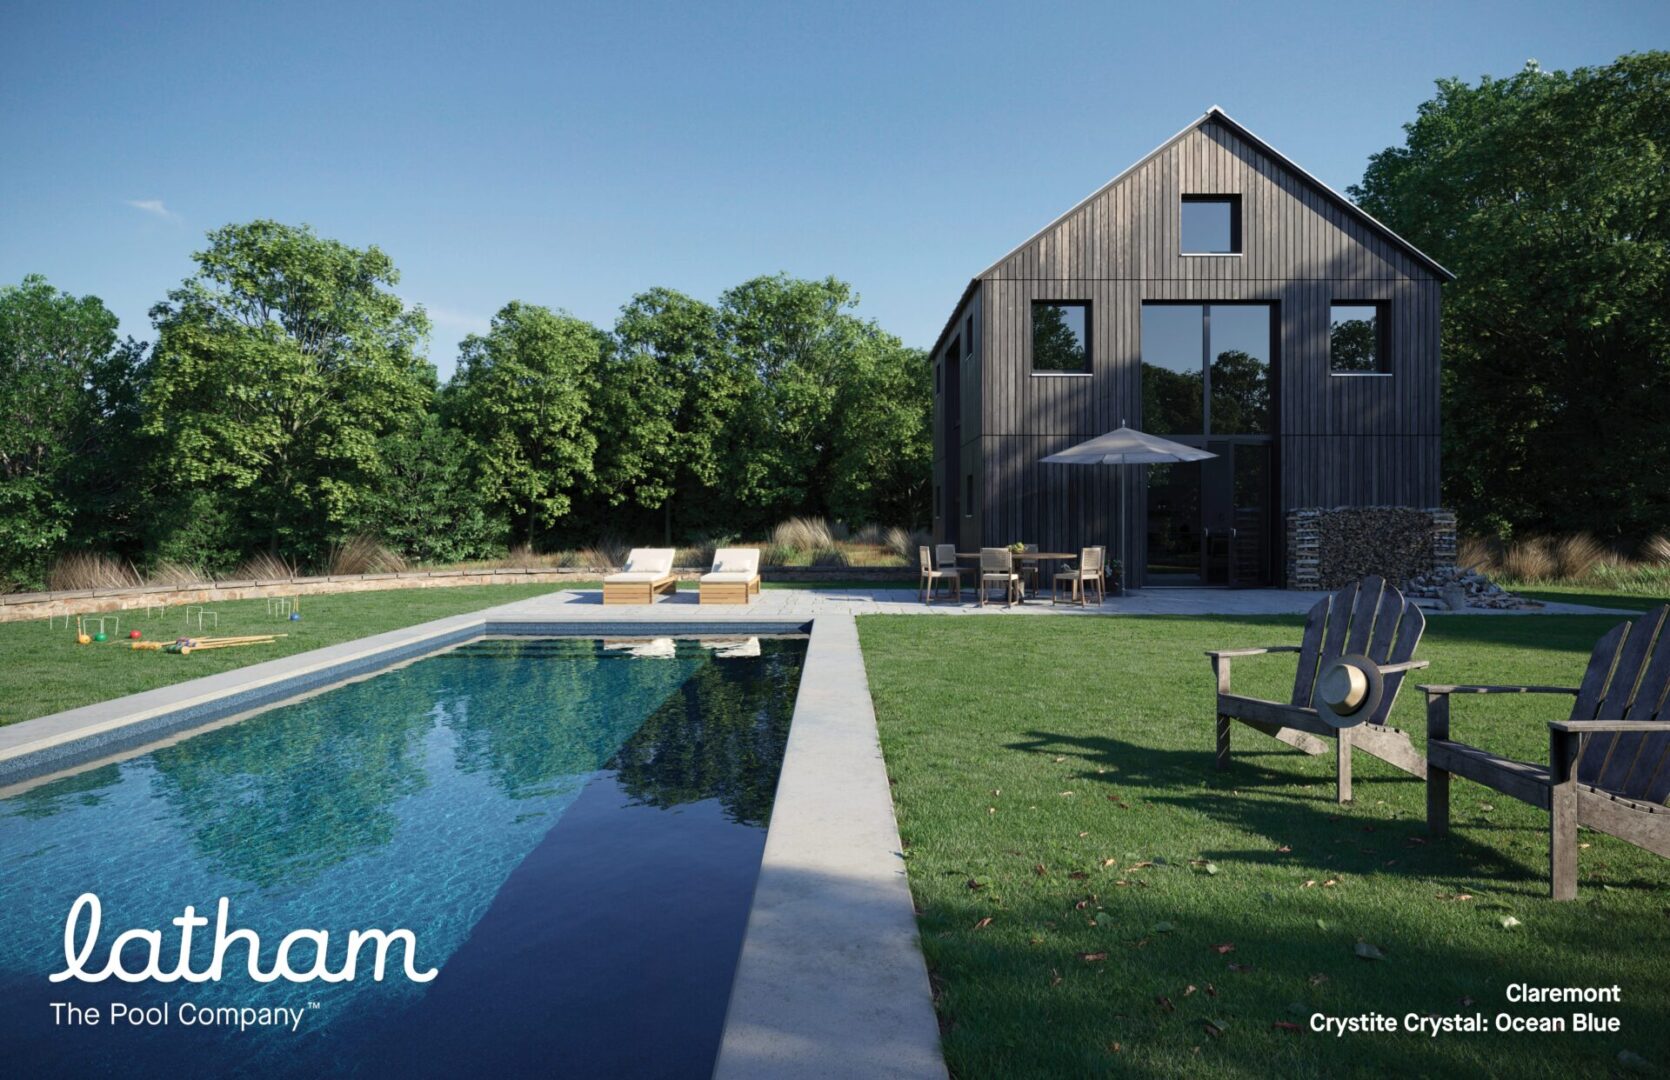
[1207,576,1430,803]
[1424,605,1670,900]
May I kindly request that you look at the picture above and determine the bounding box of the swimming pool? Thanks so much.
[0,634,807,1078]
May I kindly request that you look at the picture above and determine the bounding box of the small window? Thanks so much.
[964,315,974,356]
[1181,195,1241,254]
[1031,301,1090,373]
[964,474,973,516]
[1329,303,1387,373]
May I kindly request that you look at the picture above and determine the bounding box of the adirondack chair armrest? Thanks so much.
[1204,646,1301,659]
[1377,659,1430,674]
[1422,684,1578,742]
[1547,719,1665,733]
[1418,684,1578,696]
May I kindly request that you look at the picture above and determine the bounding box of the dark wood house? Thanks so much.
[930,107,1454,588]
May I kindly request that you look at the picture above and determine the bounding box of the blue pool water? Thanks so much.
[0,635,806,1078]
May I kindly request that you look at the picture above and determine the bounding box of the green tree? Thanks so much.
[0,275,144,588]
[142,221,433,560]
[445,301,601,546]
[592,288,752,541]
[346,414,506,563]
[1351,53,1670,541]
[829,338,931,526]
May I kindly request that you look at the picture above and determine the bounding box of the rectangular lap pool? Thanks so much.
[0,634,808,1078]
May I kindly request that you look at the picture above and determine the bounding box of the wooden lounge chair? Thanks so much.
[977,547,1021,608]
[1053,546,1105,606]
[1424,605,1670,900]
[918,546,960,604]
[602,548,678,605]
[699,548,761,605]
[1207,576,1429,802]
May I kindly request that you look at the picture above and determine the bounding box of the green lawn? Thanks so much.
[0,583,568,725]
[860,613,1670,1079]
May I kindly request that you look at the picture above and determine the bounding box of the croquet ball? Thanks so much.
[93,632,108,643]
[290,612,301,621]
[77,634,92,645]
[129,629,142,640]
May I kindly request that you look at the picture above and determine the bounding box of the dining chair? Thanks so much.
[978,547,1021,608]
[918,546,960,604]
[1053,546,1106,606]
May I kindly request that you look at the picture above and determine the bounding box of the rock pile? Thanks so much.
[1402,564,1542,610]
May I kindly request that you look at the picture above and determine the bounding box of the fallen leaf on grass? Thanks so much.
[1079,951,1108,963]
[1205,984,1218,999]
[1322,878,1340,888]
[1151,921,1175,934]
[1128,860,1155,869]
[1202,1018,1227,1037]
[1211,943,1236,955]
[1189,859,1220,875]
[972,917,993,931]
[1276,844,1292,854]
[1273,1021,1303,1033]
[1183,984,1197,997]
[1308,973,1330,986]
[1069,870,1089,880]
[1156,995,1176,1012]
[1033,864,1048,876]
[1353,942,1386,961]
[1102,858,1118,868]
[1435,892,1473,902]
[1302,879,1318,888]
[1107,1042,1122,1053]
[1499,916,1522,929]
[1049,969,1062,987]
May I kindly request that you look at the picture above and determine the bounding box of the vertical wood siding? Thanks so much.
[935,117,1443,584]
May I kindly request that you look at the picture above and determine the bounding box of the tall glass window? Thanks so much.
[1140,304,1271,435]
[1330,303,1384,372]
[1031,301,1090,373]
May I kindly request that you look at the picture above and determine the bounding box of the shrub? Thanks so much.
[853,524,885,546]
[1456,535,1500,575]
[327,535,408,576]
[1644,535,1670,565]
[759,543,794,568]
[810,545,850,568]
[772,516,835,553]
[882,526,931,563]
[47,552,142,591]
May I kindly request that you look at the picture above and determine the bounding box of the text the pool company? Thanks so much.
[49,893,438,984]
[1310,983,1626,1038]
[50,1000,310,1034]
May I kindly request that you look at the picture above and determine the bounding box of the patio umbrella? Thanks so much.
[1038,425,1216,593]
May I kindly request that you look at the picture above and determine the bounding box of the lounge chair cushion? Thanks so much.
[708,547,760,576]
[700,571,757,583]
[620,548,675,575]
[605,570,670,583]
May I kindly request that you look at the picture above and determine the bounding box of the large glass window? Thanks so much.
[1031,301,1090,373]
[1330,303,1385,372]
[1140,304,1271,435]
[1139,305,1204,434]
[1181,196,1240,254]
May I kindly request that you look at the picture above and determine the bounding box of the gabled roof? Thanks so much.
[929,106,1454,358]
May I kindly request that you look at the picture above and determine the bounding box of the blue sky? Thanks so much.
[2,1,1664,377]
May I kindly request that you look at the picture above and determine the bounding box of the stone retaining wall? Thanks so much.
[1285,507,1457,590]
[0,566,911,623]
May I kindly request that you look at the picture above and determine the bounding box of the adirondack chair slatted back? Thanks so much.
[1573,606,1670,803]
[1290,576,1425,726]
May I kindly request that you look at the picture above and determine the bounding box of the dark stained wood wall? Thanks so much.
[948,115,1444,585]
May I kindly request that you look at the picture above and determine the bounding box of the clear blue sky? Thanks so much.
[2,1,1664,377]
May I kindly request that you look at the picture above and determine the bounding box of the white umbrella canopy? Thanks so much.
[1039,426,1217,592]
[1039,426,1217,466]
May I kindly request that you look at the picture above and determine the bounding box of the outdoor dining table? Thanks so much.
[953,551,1077,602]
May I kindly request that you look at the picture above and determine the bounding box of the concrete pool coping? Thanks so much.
[0,603,948,1079]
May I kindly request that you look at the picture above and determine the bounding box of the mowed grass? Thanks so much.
[0,584,569,725]
[860,613,1670,1079]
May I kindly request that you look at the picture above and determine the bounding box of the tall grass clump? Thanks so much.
[48,552,143,591]
[145,560,206,587]
[772,516,835,553]
[1550,533,1607,580]
[575,538,631,571]
[1645,535,1670,565]
[810,545,851,568]
[1499,537,1555,583]
[233,552,297,581]
[883,526,931,562]
[327,535,408,576]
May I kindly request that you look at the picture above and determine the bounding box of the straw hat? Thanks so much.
[1316,655,1384,728]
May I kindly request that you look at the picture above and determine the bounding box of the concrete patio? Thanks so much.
[493,585,1632,620]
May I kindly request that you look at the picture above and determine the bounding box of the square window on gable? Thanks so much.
[1181,195,1241,254]
[1031,301,1090,373]
[1330,303,1387,373]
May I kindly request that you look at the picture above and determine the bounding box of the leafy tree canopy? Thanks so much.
[1351,52,1670,540]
